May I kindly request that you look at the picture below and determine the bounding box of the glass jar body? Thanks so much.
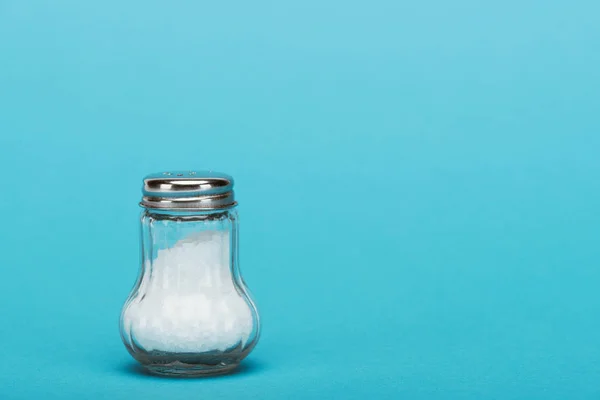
[120,208,260,376]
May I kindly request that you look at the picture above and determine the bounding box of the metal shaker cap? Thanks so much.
[140,171,236,210]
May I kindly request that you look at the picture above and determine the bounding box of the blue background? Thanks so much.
[1,1,599,398]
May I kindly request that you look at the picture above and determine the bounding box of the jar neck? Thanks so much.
[143,207,236,218]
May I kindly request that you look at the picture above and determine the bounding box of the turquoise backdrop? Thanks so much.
[1,1,599,398]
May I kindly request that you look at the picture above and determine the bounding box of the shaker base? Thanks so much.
[144,362,239,377]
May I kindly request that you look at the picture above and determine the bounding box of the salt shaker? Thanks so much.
[120,171,260,376]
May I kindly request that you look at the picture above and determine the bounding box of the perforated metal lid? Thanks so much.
[140,171,236,210]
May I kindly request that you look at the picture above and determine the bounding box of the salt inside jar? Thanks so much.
[120,171,260,376]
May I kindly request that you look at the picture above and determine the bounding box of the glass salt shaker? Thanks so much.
[120,171,260,376]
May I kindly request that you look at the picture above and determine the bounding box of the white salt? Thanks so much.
[123,230,253,353]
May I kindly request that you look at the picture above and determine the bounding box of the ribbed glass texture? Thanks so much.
[120,209,260,376]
